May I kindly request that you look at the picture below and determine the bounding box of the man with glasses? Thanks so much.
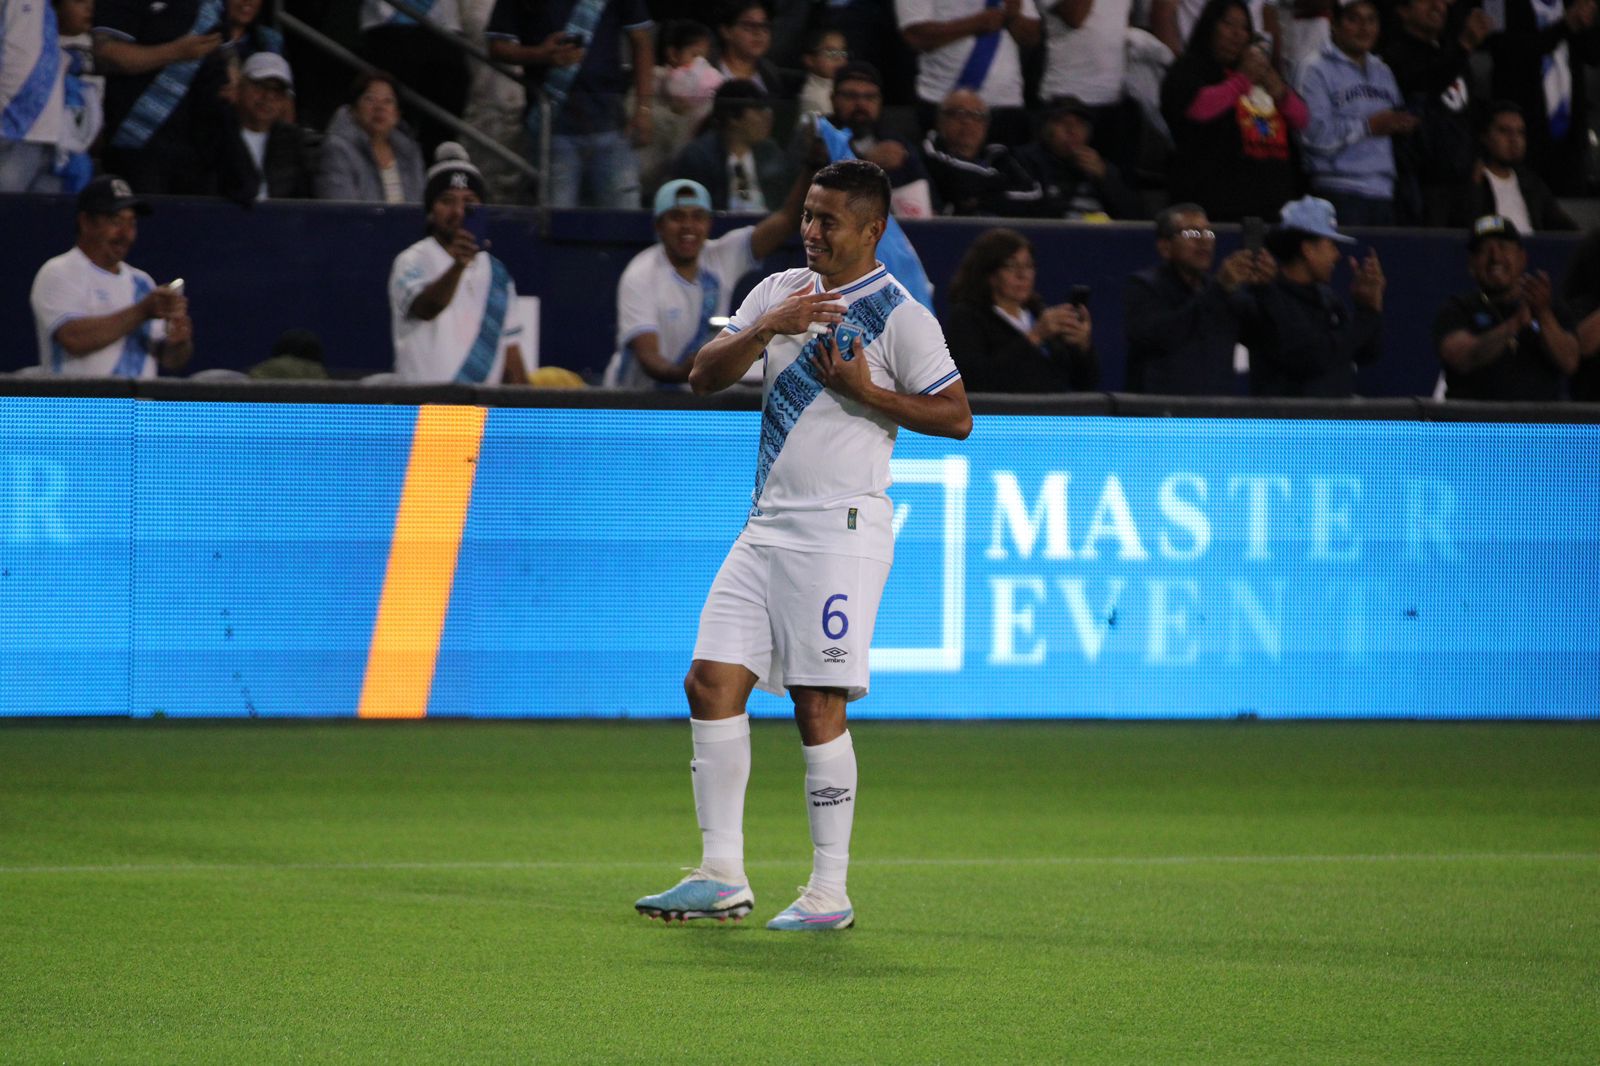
[897,0,1042,145]
[920,87,1041,216]
[209,53,317,205]
[1122,202,1271,395]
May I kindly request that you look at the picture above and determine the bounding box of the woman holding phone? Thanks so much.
[941,228,1099,393]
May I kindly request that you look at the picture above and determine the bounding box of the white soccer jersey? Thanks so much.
[605,226,755,389]
[1,0,67,144]
[724,263,960,563]
[389,237,522,384]
[894,0,1040,108]
[30,247,164,378]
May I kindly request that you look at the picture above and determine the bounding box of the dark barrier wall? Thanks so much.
[0,385,1595,719]
[0,195,1586,396]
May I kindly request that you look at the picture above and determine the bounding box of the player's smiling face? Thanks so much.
[656,207,711,266]
[800,186,880,282]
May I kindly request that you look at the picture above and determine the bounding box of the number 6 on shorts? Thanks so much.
[822,593,849,640]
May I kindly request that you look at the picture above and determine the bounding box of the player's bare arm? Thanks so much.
[689,288,845,394]
[811,333,973,440]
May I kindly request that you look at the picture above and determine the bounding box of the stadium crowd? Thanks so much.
[3,0,1599,396]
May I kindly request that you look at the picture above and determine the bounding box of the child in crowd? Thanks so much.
[798,28,849,117]
[636,20,725,201]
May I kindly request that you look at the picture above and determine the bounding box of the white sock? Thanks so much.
[802,730,856,901]
[690,714,750,885]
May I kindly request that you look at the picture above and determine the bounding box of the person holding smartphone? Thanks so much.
[941,227,1098,392]
[387,144,529,384]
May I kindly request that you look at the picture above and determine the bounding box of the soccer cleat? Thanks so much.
[765,885,854,931]
[634,869,754,924]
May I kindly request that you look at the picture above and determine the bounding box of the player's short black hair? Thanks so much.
[811,159,891,224]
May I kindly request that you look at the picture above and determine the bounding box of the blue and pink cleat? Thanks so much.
[634,870,754,923]
[765,885,855,931]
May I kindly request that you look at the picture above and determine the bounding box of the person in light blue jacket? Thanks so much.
[1293,0,1418,226]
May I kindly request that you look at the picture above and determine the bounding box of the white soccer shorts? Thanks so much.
[693,539,890,702]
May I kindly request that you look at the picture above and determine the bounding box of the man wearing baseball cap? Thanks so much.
[1248,195,1384,397]
[213,52,317,205]
[29,174,193,377]
[603,161,815,388]
[388,143,528,384]
[1433,215,1579,400]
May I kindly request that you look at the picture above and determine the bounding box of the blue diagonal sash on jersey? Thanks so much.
[1,2,61,139]
[378,0,436,30]
[747,284,906,518]
[954,0,1003,91]
[677,272,720,364]
[110,0,223,150]
[814,117,935,311]
[454,257,512,384]
[115,276,155,377]
[534,0,607,130]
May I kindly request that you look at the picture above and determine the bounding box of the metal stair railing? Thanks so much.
[276,9,550,202]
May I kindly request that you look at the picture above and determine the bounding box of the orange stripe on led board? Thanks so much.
[357,404,487,719]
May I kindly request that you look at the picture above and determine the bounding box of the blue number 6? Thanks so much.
[822,593,849,640]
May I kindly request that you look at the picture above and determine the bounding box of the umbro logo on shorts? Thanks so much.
[822,647,847,662]
[810,786,852,808]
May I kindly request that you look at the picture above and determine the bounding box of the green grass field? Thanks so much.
[1,721,1595,1063]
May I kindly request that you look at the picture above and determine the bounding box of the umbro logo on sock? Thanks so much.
[810,786,852,807]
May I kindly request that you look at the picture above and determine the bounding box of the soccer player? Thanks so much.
[634,159,972,932]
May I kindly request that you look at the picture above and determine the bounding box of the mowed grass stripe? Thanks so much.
[1,851,1595,876]
[0,721,1595,1064]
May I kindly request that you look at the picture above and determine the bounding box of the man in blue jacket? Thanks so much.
[1293,0,1417,225]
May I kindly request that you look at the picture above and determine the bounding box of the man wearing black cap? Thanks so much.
[29,175,193,377]
[1433,214,1579,400]
[388,145,529,384]
[1015,96,1140,220]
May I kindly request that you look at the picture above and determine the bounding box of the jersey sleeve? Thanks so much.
[614,254,661,349]
[887,299,961,395]
[388,247,431,320]
[30,260,86,338]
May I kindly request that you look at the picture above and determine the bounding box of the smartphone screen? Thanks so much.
[463,204,489,244]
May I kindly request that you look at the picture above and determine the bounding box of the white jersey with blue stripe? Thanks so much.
[30,247,164,378]
[724,262,959,563]
[1,0,67,144]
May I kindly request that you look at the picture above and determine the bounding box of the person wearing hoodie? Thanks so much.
[1292,0,1414,225]
[315,71,425,203]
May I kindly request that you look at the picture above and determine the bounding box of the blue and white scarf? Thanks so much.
[110,0,223,150]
